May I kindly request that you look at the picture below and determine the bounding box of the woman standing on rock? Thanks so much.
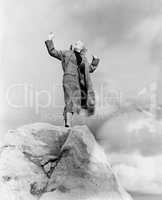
[45,33,100,127]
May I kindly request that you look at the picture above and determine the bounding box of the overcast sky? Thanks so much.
[1,0,162,125]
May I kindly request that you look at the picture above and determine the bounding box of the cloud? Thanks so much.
[111,152,162,194]
[58,0,162,47]
[92,108,162,194]
[97,111,162,155]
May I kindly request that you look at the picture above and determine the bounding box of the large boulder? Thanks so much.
[0,123,133,200]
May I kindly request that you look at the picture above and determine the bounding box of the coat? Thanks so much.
[45,40,100,115]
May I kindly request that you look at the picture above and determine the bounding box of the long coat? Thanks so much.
[45,40,99,115]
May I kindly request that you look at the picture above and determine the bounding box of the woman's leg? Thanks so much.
[64,110,73,127]
[63,75,81,127]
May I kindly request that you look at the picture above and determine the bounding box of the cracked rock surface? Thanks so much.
[0,123,133,200]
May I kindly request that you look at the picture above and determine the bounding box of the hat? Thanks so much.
[73,40,85,53]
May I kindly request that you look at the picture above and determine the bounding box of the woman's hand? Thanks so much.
[48,32,55,41]
[92,55,99,60]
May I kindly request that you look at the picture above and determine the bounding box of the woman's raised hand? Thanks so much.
[48,32,55,41]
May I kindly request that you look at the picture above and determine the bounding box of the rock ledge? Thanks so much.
[0,123,133,200]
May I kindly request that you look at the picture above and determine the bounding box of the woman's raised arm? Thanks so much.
[45,33,64,61]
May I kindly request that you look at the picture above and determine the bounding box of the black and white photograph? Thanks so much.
[1,0,162,199]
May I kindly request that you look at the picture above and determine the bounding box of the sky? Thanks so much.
[1,0,162,124]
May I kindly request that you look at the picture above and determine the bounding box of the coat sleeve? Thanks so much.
[45,40,64,61]
[89,57,100,73]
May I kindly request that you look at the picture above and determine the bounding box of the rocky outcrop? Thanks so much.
[0,123,133,200]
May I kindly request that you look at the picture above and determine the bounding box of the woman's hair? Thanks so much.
[80,47,87,55]
[70,43,87,55]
